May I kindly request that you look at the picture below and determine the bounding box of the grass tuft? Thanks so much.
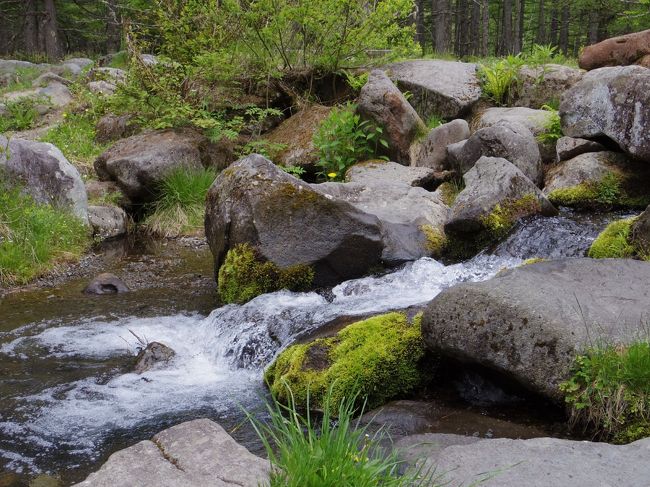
[0,182,90,286]
[246,382,435,487]
[588,218,636,259]
[142,166,218,237]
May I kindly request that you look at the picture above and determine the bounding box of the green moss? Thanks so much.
[481,194,541,241]
[217,243,314,304]
[420,224,447,257]
[521,257,546,266]
[436,179,464,206]
[548,172,650,209]
[588,218,636,259]
[265,312,425,411]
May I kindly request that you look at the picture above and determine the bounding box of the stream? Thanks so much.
[0,209,632,484]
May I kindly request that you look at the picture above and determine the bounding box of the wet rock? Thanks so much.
[88,205,128,240]
[511,64,583,109]
[451,121,542,185]
[556,136,606,162]
[0,135,88,221]
[95,128,215,203]
[345,160,436,188]
[73,419,269,487]
[560,66,650,162]
[476,107,557,163]
[263,104,330,170]
[445,156,556,242]
[134,342,175,374]
[398,433,650,487]
[357,70,426,165]
[205,154,383,287]
[421,258,650,401]
[95,114,134,143]
[579,29,650,70]
[88,80,116,96]
[411,119,470,171]
[386,60,482,119]
[83,273,129,294]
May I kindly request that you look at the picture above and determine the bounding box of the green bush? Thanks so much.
[478,56,523,105]
[0,97,41,132]
[217,243,314,304]
[0,183,90,285]
[536,105,563,144]
[313,103,387,181]
[142,166,218,237]
[265,313,425,411]
[560,341,650,443]
[247,382,434,487]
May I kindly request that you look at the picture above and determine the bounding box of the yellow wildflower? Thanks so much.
[327,172,337,178]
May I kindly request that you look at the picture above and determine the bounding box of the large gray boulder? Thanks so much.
[2,80,72,108]
[397,433,650,487]
[544,151,623,195]
[421,258,650,401]
[345,160,437,188]
[450,121,542,185]
[0,136,88,221]
[631,205,650,255]
[95,128,216,203]
[386,60,482,119]
[556,136,606,162]
[445,157,556,242]
[74,419,269,487]
[357,70,426,165]
[411,119,470,171]
[88,205,128,240]
[511,64,584,109]
[205,155,383,287]
[560,66,650,162]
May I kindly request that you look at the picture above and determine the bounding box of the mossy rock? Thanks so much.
[588,217,650,260]
[264,312,425,411]
[217,243,314,304]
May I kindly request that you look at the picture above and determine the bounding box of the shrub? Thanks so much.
[264,313,425,411]
[142,166,218,237]
[0,183,90,285]
[247,382,434,487]
[217,243,314,304]
[560,341,650,443]
[478,56,523,105]
[536,105,563,144]
[313,103,387,181]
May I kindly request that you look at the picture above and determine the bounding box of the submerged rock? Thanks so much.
[134,342,175,374]
[83,273,129,294]
[397,433,650,487]
[421,258,650,401]
[386,60,482,119]
[73,419,269,487]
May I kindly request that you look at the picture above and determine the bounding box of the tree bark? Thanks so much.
[549,0,559,46]
[587,10,600,45]
[499,0,514,55]
[470,0,481,55]
[432,0,451,54]
[481,0,489,56]
[536,0,546,45]
[559,2,570,55]
[43,0,62,61]
[24,0,39,55]
[513,0,525,54]
[106,0,122,53]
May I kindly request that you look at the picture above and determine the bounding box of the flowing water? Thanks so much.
[0,209,632,483]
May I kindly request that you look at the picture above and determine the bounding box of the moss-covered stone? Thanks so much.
[481,194,542,241]
[588,217,642,260]
[436,180,463,206]
[264,312,425,410]
[548,172,650,210]
[217,243,314,304]
[521,257,547,266]
[420,224,447,257]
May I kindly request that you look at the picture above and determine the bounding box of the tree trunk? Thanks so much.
[587,10,599,45]
[549,0,559,47]
[24,0,39,55]
[559,2,570,55]
[43,0,62,60]
[513,0,525,54]
[106,0,122,53]
[536,0,546,45]
[499,0,514,55]
[432,0,450,54]
[470,0,481,55]
[481,0,489,56]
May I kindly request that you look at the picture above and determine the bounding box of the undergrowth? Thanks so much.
[0,182,90,285]
[0,97,41,132]
[142,166,218,237]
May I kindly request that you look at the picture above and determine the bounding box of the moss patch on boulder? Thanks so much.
[420,224,447,257]
[217,243,314,304]
[264,312,425,410]
[588,218,637,259]
[548,172,650,210]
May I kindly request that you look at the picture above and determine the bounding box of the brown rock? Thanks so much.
[134,342,175,374]
[95,114,135,143]
[579,29,650,70]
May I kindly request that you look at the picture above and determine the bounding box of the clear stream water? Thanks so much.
[0,209,632,483]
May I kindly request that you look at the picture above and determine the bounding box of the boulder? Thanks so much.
[511,64,584,109]
[631,205,650,256]
[205,154,383,287]
[386,60,482,119]
[450,121,542,185]
[579,29,650,70]
[88,80,117,96]
[95,128,215,203]
[475,107,557,162]
[74,419,269,487]
[31,72,71,87]
[63,57,94,70]
[445,157,556,245]
[411,119,470,171]
[95,114,134,143]
[88,205,128,240]
[345,160,436,188]
[134,342,175,374]
[556,136,606,162]
[397,433,650,487]
[2,81,72,108]
[560,66,650,162]
[83,273,129,294]
[263,104,331,170]
[421,258,650,401]
[0,136,88,221]
[637,54,650,68]
[357,70,426,165]
[543,151,650,209]
[88,67,127,84]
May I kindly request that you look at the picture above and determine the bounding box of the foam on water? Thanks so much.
[0,253,520,474]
